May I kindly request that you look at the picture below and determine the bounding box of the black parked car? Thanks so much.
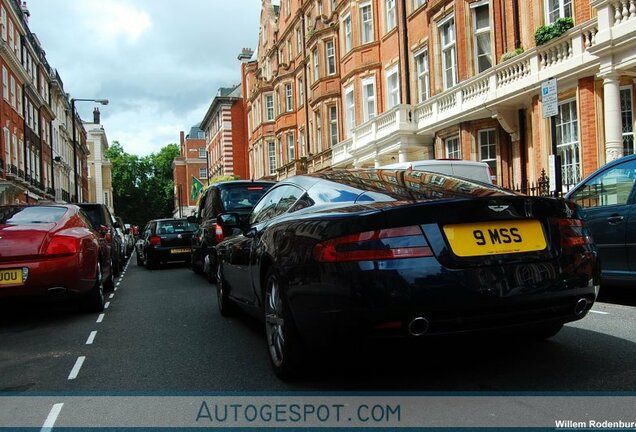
[215,169,599,379]
[137,218,198,269]
[566,153,636,283]
[187,180,274,282]
[75,203,124,278]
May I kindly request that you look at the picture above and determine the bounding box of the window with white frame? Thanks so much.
[298,78,304,107]
[386,0,396,32]
[265,94,274,121]
[199,168,208,179]
[360,3,373,44]
[296,27,303,53]
[285,83,293,112]
[345,85,355,138]
[415,49,429,103]
[287,132,295,162]
[413,0,426,9]
[268,141,277,175]
[326,40,336,75]
[287,40,292,63]
[329,106,338,147]
[0,6,6,41]
[198,147,206,158]
[16,84,22,116]
[362,77,376,121]
[299,129,306,156]
[343,14,352,53]
[1,67,7,100]
[473,2,492,73]
[445,135,461,159]
[556,99,580,187]
[331,0,337,11]
[386,66,400,109]
[439,15,457,89]
[479,129,497,176]
[621,87,634,155]
[3,128,9,166]
[315,111,322,151]
[317,0,323,15]
[545,0,572,24]
[313,47,319,82]
[9,75,15,108]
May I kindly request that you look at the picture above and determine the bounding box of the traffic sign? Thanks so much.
[542,78,558,118]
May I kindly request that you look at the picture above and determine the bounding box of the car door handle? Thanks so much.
[607,215,625,224]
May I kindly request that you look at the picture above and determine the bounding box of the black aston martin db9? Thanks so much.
[215,169,599,379]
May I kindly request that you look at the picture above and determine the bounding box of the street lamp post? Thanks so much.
[71,98,109,201]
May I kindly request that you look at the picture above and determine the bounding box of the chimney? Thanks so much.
[21,1,30,22]
[237,48,254,63]
[93,107,100,124]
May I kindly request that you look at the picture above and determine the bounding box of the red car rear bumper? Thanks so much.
[0,255,95,299]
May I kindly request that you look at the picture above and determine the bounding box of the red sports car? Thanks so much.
[0,204,114,312]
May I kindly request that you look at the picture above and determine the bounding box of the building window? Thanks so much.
[440,16,457,89]
[556,99,580,187]
[362,78,376,121]
[268,141,277,176]
[326,40,336,75]
[199,168,208,179]
[386,66,400,109]
[445,135,461,159]
[413,0,426,9]
[343,14,352,53]
[345,85,355,138]
[621,87,634,155]
[2,66,7,100]
[545,0,572,24]
[479,129,497,177]
[298,78,304,107]
[299,129,306,157]
[331,0,337,11]
[473,2,492,73]
[296,27,303,53]
[315,111,322,151]
[287,40,292,63]
[313,48,320,82]
[285,83,293,112]
[415,49,429,103]
[317,0,323,15]
[385,0,396,32]
[198,147,206,158]
[360,3,374,44]
[266,94,274,121]
[287,132,295,162]
[329,106,339,147]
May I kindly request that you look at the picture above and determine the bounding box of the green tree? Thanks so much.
[105,141,180,227]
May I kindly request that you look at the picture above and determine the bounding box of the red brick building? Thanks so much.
[243,0,636,194]
[172,125,207,217]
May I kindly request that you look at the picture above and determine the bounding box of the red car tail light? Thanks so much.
[149,235,162,246]
[559,218,593,247]
[45,235,80,257]
[213,223,224,243]
[313,225,433,263]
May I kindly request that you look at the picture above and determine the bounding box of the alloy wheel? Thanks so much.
[265,279,285,368]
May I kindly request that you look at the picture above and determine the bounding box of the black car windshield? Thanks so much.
[221,185,270,210]
[156,220,198,234]
[0,206,67,224]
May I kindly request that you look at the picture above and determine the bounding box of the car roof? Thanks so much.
[565,153,636,198]
[211,180,275,189]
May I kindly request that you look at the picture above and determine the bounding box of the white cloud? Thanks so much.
[74,0,152,44]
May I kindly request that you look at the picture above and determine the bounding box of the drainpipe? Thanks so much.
[518,109,527,190]
[300,11,311,158]
[400,0,411,105]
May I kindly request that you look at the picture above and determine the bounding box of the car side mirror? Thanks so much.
[217,213,240,228]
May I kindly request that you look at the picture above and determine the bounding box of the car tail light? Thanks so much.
[313,225,433,263]
[559,218,593,247]
[149,235,161,246]
[45,235,79,257]
[213,223,224,243]
[488,166,497,185]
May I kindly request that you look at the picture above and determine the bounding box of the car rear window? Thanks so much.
[156,220,198,234]
[0,206,67,224]
[77,205,106,229]
[221,185,270,211]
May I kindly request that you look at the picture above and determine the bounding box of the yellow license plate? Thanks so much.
[170,248,191,254]
[0,268,24,286]
[443,220,547,257]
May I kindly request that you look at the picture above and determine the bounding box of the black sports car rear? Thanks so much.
[215,169,599,379]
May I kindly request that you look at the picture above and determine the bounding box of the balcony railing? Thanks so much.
[306,148,333,173]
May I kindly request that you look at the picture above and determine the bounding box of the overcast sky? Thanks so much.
[27,0,261,156]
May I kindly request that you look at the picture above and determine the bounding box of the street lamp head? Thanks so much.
[97,99,109,105]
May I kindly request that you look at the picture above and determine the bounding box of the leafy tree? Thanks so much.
[106,141,180,227]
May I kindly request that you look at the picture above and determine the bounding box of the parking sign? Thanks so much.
[542,78,558,118]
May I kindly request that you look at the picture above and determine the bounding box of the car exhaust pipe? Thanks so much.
[408,317,429,336]
[574,298,588,316]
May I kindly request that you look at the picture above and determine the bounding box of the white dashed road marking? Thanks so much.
[96,313,105,323]
[590,310,609,315]
[86,331,97,345]
[109,293,114,299]
[104,302,110,309]
[41,403,64,432]
[68,356,86,380]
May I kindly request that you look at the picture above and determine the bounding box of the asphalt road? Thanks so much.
[1,255,636,428]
